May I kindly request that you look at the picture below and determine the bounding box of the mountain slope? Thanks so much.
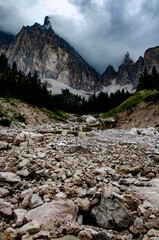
[4,17,101,92]
[102,90,159,129]
[0,98,69,126]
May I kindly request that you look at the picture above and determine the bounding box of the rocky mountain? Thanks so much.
[144,46,159,72]
[101,52,144,89]
[101,65,117,86]
[1,16,159,93]
[4,17,101,92]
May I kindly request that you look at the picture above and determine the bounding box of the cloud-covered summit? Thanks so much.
[0,0,159,73]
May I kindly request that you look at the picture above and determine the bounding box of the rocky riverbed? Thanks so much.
[0,118,159,240]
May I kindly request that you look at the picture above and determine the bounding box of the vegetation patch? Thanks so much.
[13,113,26,123]
[0,118,11,127]
[42,108,70,121]
[102,90,159,119]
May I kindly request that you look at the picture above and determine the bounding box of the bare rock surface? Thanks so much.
[91,198,133,229]
[0,121,158,239]
[25,200,78,226]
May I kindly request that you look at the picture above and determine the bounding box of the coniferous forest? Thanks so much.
[0,54,132,115]
[137,66,159,91]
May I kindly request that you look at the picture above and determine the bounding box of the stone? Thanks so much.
[78,228,98,240]
[92,232,108,240]
[63,221,82,235]
[128,185,159,211]
[86,116,97,124]
[0,141,11,150]
[21,189,33,209]
[0,198,13,216]
[14,209,27,226]
[25,200,78,226]
[75,187,87,197]
[147,229,159,237]
[55,192,67,199]
[14,131,43,145]
[119,165,141,174]
[90,198,133,229]
[0,188,9,197]
[31,194,43,208]
[77,197,90,211]
[17,169,30,177]
[1,227,17,240]
[19,159,30,168]
[21,189,33,199]
[21,234,33,240]
[134,217,144,229]
[0,172,21,183]
[19,221,40,235]
[53,236,79,240]
[33,231,50,239]
[129,225,140,235]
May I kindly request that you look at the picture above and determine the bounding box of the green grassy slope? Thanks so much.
[101,90,159,119]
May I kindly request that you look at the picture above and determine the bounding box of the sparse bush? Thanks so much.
[14,113,26,123]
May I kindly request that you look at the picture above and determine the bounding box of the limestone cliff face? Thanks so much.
[101,53,144,89]
[5,17,101,92]
[144,46,159,72]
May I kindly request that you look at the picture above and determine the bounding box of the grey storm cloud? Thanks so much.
[0,0,159,74]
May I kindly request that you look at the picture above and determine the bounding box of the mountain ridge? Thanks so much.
[1,17,159,93]
[4,17,101,92]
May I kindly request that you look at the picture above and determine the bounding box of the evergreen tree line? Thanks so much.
[137,65,159,91]
[0,54,131,115]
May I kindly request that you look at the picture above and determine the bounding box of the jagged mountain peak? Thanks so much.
[123,52,134,65]
[44,16,52,29]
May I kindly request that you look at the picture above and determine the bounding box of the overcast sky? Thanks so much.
[0,0,159,73]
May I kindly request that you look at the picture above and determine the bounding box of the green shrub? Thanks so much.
[0,118,11,127]
[0,111,4,117]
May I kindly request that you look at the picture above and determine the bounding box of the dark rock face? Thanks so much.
[101,52,144,89]
[101,65,117,86]
[0,31,14,54]
[144,46,159,72]
[4,17,101,92]
[92,232,108,240]
[90,198,133,230]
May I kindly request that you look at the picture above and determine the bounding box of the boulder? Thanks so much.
[0,188,9,197]
[76,197,90,211]
[0,172,21,183]
[14,131,43,145]
[0,198,13,216]
[86,116,97,124]
[128,185,159,211]
[1,227,17,240]
[90,198,133,229]
[78,228,98,240]
[53,236,79,240]
[119,165,141,174]
[33,231,50,239]
[31,194,43,208]
[14,209,27,226]
[0,141,11,150]
[25,200,78,226]
[19,221,40,235]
